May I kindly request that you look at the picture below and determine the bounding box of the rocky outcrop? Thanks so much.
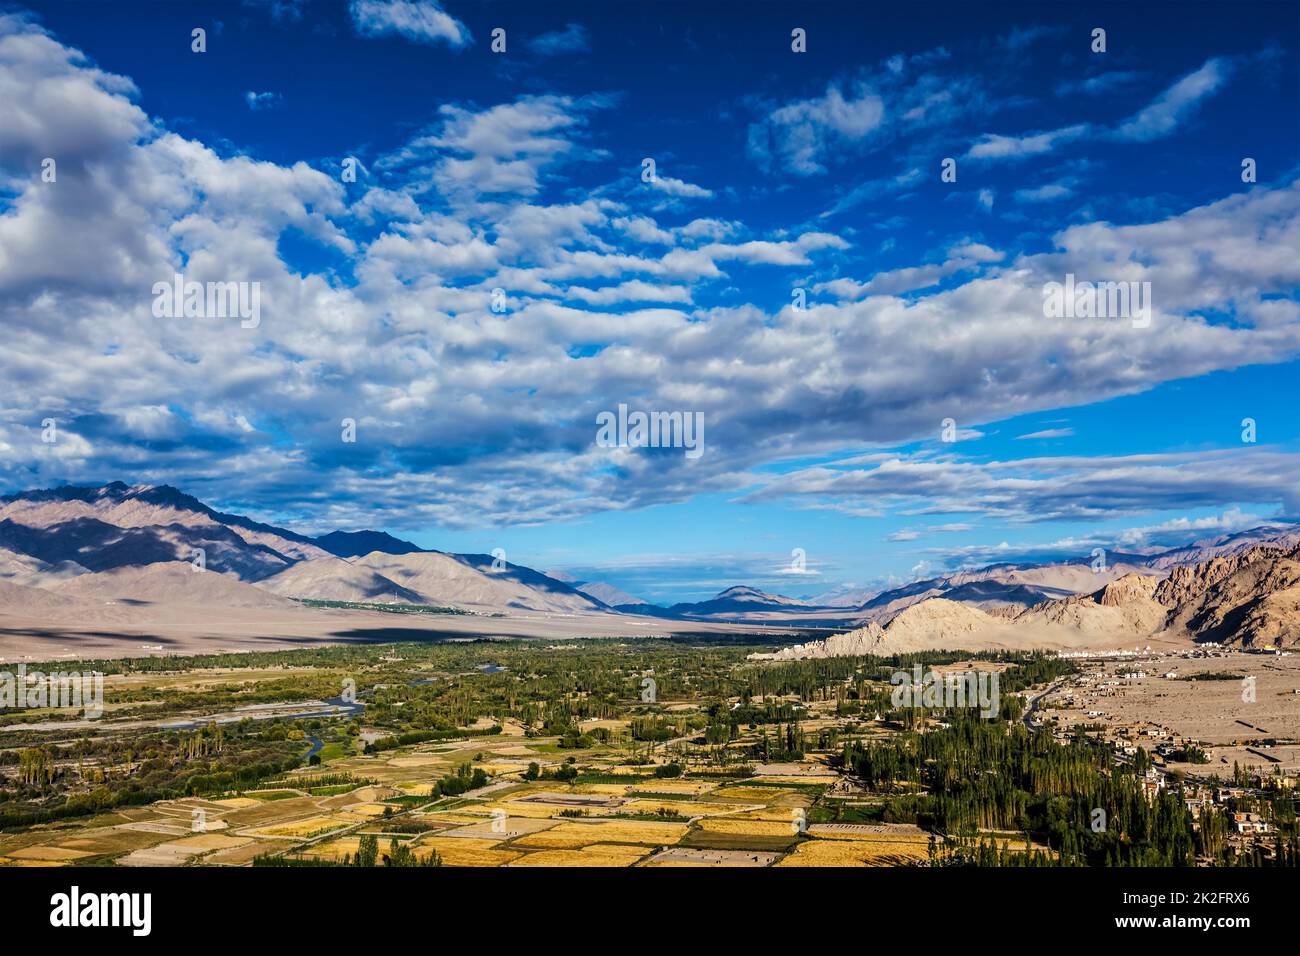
[1014,572,1168,637]
[755,549,1300,661]
[750,622,886,660]
[1157,545,1300,648]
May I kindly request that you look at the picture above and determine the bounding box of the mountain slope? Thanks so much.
[0,544,88,588]
[1013,572,1168,637]
[0,483,625,617]
[1156,544,1300,647]
[664,585,811,619]
[576,581,644,607]
[55,562,297,609]
[256,556,427,604]
[855,559,1160,622]
[753,621,887,661]
[451,554,609,608]
[1145,525,1300,571]
[0,483,329,580]
[353,551,607,613]
[544,570,645,608]
[0,578,77,613]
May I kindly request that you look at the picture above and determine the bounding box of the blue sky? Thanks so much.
[1,0,1298,603]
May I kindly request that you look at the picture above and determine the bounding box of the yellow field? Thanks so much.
[629,780,718,795]
[512,844,650,867]
[482,801,565,819]
[810,827,929,843]
[0,857,66,867]
[620,799,749,817]
[476,762,532,775]
[711,786,789,802]
[417,837,521,867]
[422,810,489,825]
[6,846,94,861]
[733,805,813,822]
[252,816,351,838]
[396,782,436,796]
[696,818,797,836]
[775,839,929,867]
[166,833,249,851]
[302,836,362,861]
[513,819,689,848]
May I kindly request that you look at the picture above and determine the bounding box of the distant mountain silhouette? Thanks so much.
[315,529,427,558]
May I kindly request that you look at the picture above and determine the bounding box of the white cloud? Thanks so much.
[650,175,713,200]
[816,242,1003,299]
[379,94,608,200]
[348,0,470,48]
[967,124,1089,161]
[970,57,1230,165]
[1114,57,1228,142]
[1014,181,1074,203]
[748,450,1300,524]
[2,16,1299,535]
[564,280,692,305]
[748,83,885,175]
[1016,427,1074,440]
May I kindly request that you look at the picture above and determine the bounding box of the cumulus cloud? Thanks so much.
[378,94,609,200]
[1,15,1299,539]
[649,175,713,200]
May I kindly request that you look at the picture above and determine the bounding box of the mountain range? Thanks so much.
[0,482,1298,655]
[0,482,609,615]
[756,544,1300,660]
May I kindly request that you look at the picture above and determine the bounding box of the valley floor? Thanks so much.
[0,641,1294,868]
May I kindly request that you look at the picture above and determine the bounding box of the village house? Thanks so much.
[1232,812,1271,835]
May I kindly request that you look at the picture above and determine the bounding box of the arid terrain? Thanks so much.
[1037,651,1300,768]
[4,483,1300,664]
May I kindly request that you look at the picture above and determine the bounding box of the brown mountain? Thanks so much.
[352,551,607,613]
[1013,572,1168,638]
[1156,544,1300,648]
[761,544,1300,660]
[0,483,603,616]
[0,483,328,580]
[55,562,297,609]
[256,556,427,605]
